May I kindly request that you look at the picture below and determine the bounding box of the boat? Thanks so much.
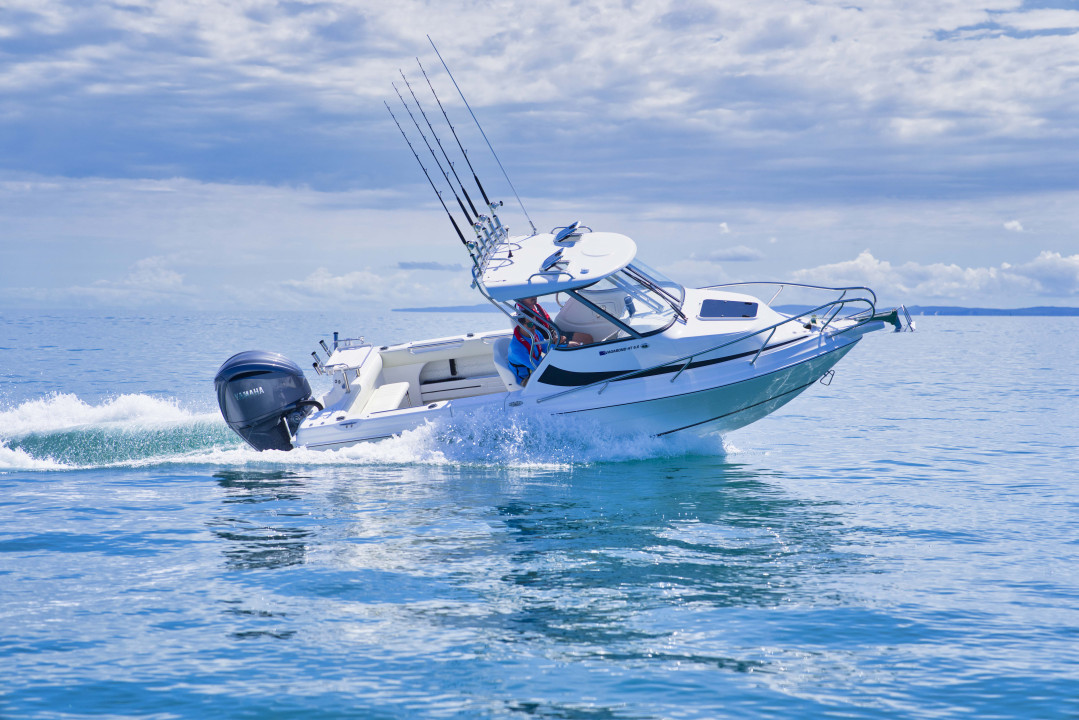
[214,55,913,453]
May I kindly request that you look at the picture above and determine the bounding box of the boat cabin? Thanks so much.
[482,226,685,340]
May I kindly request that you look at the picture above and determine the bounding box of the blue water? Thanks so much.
[2,310,1077,719]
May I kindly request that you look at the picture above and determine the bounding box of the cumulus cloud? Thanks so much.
[792,250,1079,304]
[657,258,734,290]
[279,266,474,307]
[4,173,1079,310]
[282,268,392,301]
[1011,251,1079,295]
[1004,220,1024,232]
[4,255,197,307]
[120,256,186,290]
[2,0,1078,202]
[398,261,465,272]
[701,245,766,262]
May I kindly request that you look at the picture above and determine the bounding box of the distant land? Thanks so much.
[776,304,1079,316]
[394,304,501,313]
[394,303,1079,316]
[904,306,1079,316]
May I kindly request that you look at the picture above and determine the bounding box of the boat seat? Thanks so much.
[492,337,523,391]
[363,382,410,414]
[555,293,625,341]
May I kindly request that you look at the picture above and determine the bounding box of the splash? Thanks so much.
[1,393,730,472]
[0,441,71,471]
[1,392,198,436]
[0,393,230,471]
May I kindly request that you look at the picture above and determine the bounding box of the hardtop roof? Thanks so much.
[479,230,637,301]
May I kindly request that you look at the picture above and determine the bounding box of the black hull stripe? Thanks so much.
[536,336,804,387]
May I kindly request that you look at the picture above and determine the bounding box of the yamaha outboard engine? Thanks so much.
[214,350,321,451]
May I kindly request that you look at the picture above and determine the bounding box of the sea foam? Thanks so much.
[0,392,206,436]
[0,393,730,471]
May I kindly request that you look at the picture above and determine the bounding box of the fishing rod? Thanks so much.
[393,82,474,227]
[427,35,538,236]
[385,101,469,250]
[400,69,480,220]
[416,56,493,210]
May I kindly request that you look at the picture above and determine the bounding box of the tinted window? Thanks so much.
[700,299,758,318]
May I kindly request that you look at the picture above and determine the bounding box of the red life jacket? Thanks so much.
[513,302,554,361]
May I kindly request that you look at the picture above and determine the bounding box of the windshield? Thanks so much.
[626,261,686,307]
[571,262,685,336]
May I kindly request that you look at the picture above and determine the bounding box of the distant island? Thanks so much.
[778,304,1079,316]
[904,306,1079,316]
[394,304,501,313]
[394,303,1079,316]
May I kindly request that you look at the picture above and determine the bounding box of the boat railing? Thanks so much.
[317,340,374,392]
[408,338,466,354]
[334,336,369,350]
[536,291,879,405]
[526,269,574,284]
[701,281,879,310]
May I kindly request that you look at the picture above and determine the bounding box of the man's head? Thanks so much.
[516,297,539,329]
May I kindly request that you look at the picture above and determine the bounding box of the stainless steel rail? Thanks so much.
[702,281,879,309]
[408,338,465,354]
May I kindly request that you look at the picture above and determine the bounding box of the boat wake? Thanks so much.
[0,393,230,471]
[0,393,730,472]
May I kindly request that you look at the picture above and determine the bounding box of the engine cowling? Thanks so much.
[214,350,320,451]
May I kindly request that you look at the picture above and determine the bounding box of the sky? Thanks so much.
[1,0,1078,311]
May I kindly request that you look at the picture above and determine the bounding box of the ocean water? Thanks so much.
[1,309,1077,719]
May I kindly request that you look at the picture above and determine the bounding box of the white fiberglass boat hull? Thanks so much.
[537,340,857,438]
[291,319,874,451]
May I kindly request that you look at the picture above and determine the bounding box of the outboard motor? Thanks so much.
[214,350,321,451]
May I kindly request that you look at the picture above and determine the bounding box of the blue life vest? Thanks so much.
[507,329,551,382]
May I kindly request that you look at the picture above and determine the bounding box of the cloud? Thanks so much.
[656,258,734,291]
[119,256,186,290]
[792,250,1079,304]
[278,265,475,308]
[6,173,1079,310]
[3,255,197,307]
[2,0,1078,206]
[398,261,465,272]
[1011,251,1079,295]
[281,267,392,301]
[701,245,765,262]
[718,222,730,234]
[1004,220,1024,232]
[0,173,477,309]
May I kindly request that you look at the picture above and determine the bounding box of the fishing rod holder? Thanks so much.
[470,210,512,274]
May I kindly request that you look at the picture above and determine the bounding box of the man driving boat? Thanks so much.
[507,297,593,383]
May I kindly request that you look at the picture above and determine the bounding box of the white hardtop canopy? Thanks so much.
[480,229,638,302]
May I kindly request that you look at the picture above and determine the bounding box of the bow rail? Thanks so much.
[536,288,887,404]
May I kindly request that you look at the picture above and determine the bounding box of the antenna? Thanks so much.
[385,101,470,250]
[428,35,538,236]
